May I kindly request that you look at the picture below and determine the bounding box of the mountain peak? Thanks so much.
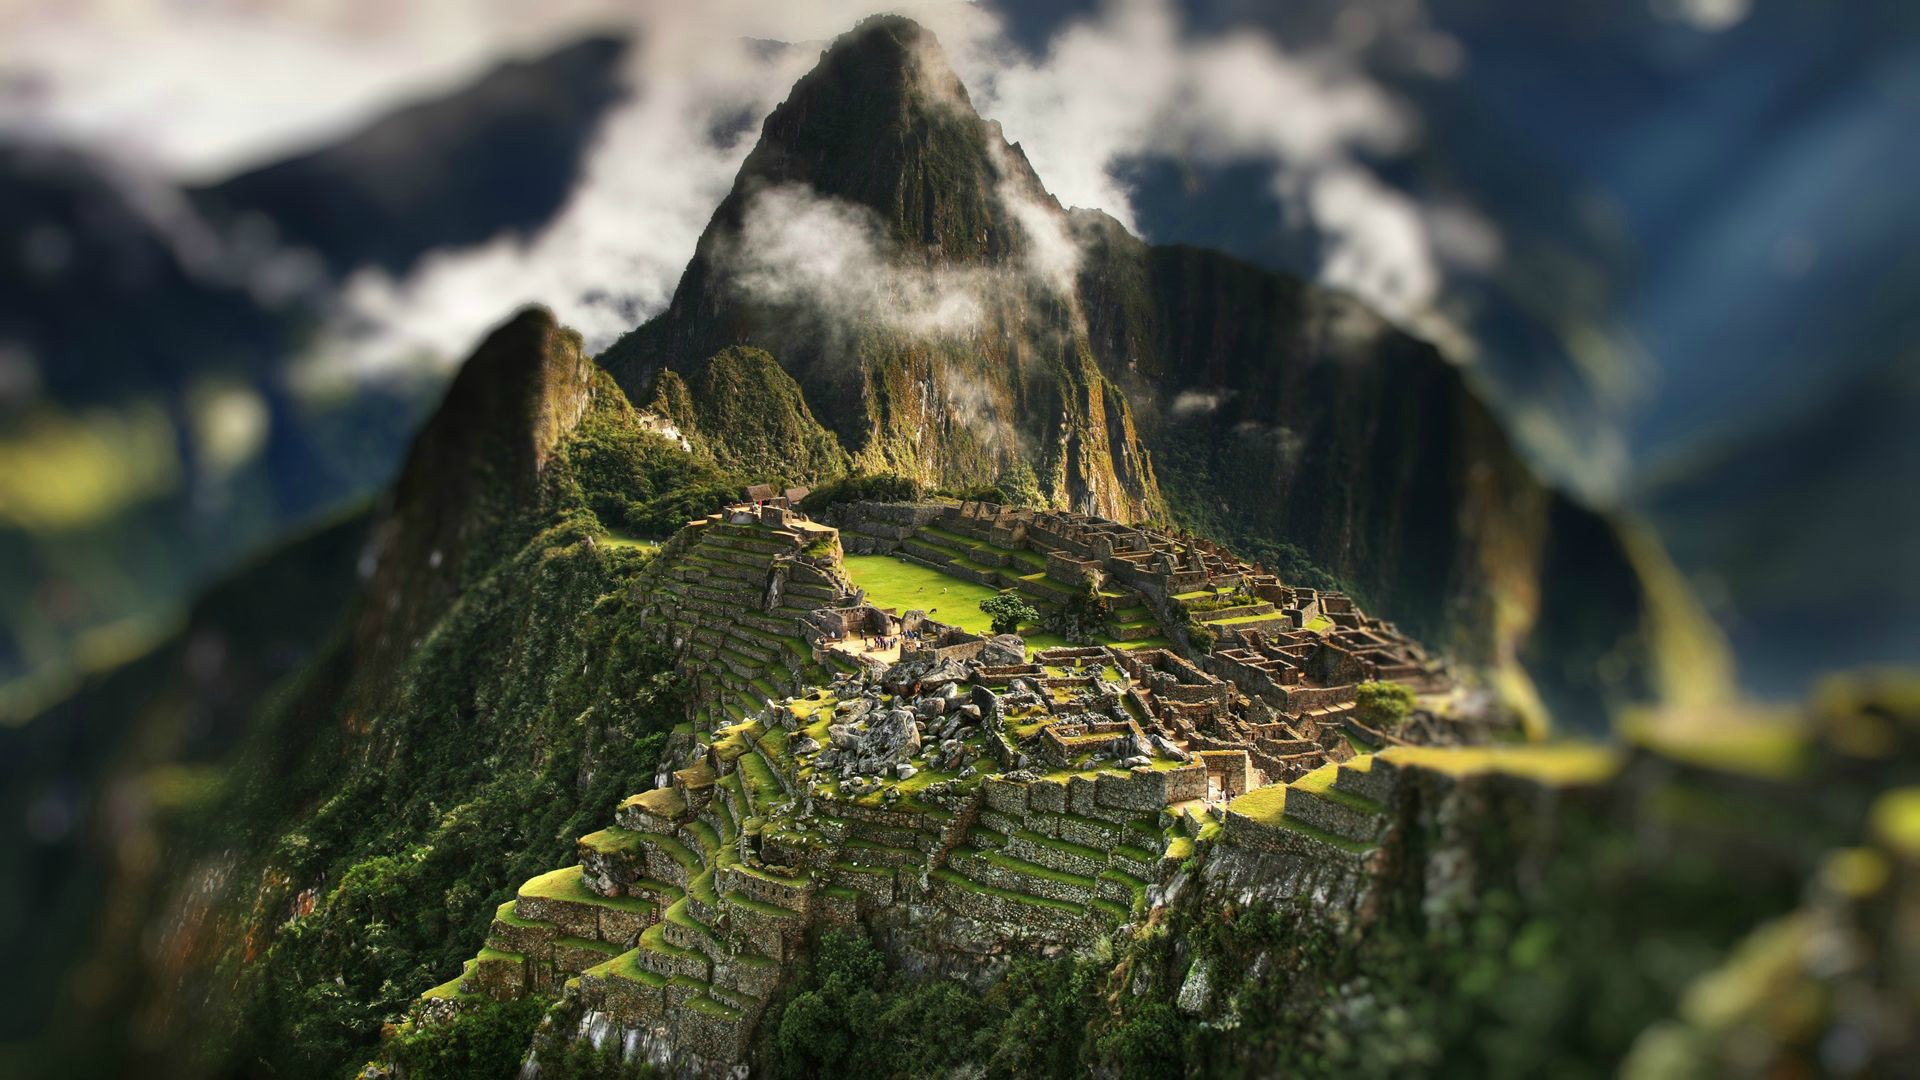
[724,13,1050,261]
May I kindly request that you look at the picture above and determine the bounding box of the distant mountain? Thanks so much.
[192,35,630,278]
[1644,351,1920,697]
[0,34,632,713]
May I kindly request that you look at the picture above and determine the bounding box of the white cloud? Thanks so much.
[951,0,1462,323]
[1170,388,1231,417]
[722,183,987,338]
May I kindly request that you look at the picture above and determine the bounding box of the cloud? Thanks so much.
[1170,388,1232,417]
[960,0,1461,325]
[721,183,987,338]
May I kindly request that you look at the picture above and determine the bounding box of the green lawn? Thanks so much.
[841,554,1099,653]
[600,529,661,553]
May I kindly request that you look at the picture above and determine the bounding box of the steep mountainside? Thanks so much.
[0,509,367,1059]
[600,16,1162,523]
[26,308,709,1076]
[601,15,1715,727]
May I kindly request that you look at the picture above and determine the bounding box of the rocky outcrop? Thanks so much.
[349,306,602,712]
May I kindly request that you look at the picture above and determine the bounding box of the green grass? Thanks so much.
[1015,828,1106,863]
[555,935,622,957]
[973,849,1097,890]
[686,994,744,1019]
[578,826,647,855]
[601,531,660,553]
[422,959,480,1001]
[518,866,652,913]
[640,832,702,875]
[493,899,553,928]
[843,554,1007,634]
[738,750,785,808]
[686,867,720,906]
[841,554,1079,652]
[592,950,668,988]
[1291,761,1385,815]
[637,923,704,963]
[664,898,719,942]
[1226,786,1375,854]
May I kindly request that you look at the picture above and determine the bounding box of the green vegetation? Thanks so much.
[798,472,925,513]
[980,592,1039,635]
[993,459,1045,508]
[1378,744,1621,786]
[1354,680,1416,728]
[122,382,700,1078]
[1044,582,1113,645]
[762,930,1101,1079]
[656,347,850,485]
[383,995,551,1080]
[560,391,736,538]
[845,555,1050,643]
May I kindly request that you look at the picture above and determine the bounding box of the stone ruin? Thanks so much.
[413,499,1479,1077]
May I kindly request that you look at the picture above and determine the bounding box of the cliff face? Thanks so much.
[349,307,599,700]
[1069,217,1691,722]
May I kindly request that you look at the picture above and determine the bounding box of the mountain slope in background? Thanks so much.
[601,16,1164,522]
[1645,351,1920,696]
[22,306,701,1077]
[0,35,633,715]
[192,35,630,278]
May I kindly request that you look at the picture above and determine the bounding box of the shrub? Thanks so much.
[386,997,549,1080]
[1355,680,1415,727]
[798,473,924,512]
[1044,582,1112,645]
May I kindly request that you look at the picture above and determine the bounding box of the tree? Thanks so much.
[993,459,1045,507]
[980,592,1039,635]
[1355,680,1415,727]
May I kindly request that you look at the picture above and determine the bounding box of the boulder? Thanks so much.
[980,635,1026,665]
[865,708,921,764]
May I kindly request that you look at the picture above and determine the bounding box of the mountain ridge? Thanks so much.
[600,13,1718,724]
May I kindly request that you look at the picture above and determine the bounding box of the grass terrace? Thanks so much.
[1226,785,1374,855]
[1378,743,1622,787]
[519,866,653,914]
